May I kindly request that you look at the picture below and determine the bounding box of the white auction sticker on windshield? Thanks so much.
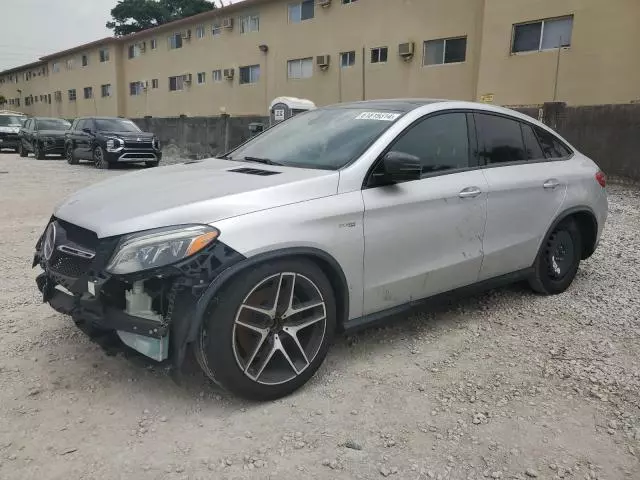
[355,112,401,121]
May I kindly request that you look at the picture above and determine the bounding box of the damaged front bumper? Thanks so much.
[34,217,244,366]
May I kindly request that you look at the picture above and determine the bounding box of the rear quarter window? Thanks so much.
[534,126,572,158]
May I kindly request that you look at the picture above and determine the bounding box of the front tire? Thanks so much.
[195,259,336,401]
[34,142,45,160]
[529,218,582,295]
[18,142,27,157]
[66,144,78,165]
[93,146,111,169]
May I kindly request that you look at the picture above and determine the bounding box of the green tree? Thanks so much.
[106,0,216,37]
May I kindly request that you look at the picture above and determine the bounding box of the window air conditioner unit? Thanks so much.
[182,30,192,39]
[223,68,234,80]
[182,73,192,83]
[399,42,415,59]
[316,55,330,69]
[318,0,331,6]
[222,17,233,29]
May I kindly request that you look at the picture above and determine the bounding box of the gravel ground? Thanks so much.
[0,153,639,480]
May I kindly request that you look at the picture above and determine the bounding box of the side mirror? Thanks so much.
[82,127,93,135]
[382,151,422,183]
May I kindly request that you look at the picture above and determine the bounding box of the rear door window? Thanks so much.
[474,113,527,165]
[534,126,572,158]
[521,123,545,160]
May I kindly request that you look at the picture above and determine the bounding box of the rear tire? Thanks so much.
[18,143,27,157]
[528,218,582,295]
[66,145,78,165]
[93,146,111,169]
[195,258,336,401]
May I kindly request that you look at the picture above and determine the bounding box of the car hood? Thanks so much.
[54,158,339,238]
[100,131,154,139]
[38,130,67,137]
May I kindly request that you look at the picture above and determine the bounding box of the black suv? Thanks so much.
[65,116,161,169]
[19,117,71,159]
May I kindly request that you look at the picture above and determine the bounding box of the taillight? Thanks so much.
[595,171,606,188]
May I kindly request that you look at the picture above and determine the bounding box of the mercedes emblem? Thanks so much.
[43,223,56,261]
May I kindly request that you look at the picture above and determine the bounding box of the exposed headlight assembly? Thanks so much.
[152,137,160,150]
[106,225,219,275]
[106,137,124,152]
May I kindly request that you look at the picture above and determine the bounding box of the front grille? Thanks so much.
[46,219,99,279]
[0,132,18,140]
[124,141,153,149]
[49,252,92,278]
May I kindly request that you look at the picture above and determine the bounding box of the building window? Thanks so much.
[197,72,206,84]
[288,0,314,23]
[150,39,157,50]
[84,87,93,99]
[99,48,110,62]
[287,57,313,79]
[68,89,76,101]
[423,36,467,65]
[168,33,183,50]
[240,14,259,33]
[212,22,222,36]
[152,78,159,89]
[212,69,222,82]
[128,44,142,59]
[196,25,206,39]
[47,94,51,104]
[101,84,112,97]
[239,65,260,84]
[340,51,356,67]
[512,16,573,53]
[169,75,185,91]
[81,54,88,67]
[66,58,74,70]
[370,46,388,63]
[342,0,358,3]
[130,81,144,95]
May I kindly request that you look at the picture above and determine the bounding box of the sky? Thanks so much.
[0,0,239,71]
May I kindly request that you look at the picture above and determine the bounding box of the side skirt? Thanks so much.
[342,268,534,333]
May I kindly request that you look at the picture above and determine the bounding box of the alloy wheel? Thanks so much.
[94,148,103,168]
[545,230,574,280]
[230,272,327,386]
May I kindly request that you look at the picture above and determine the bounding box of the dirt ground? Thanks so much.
[0,153,639,480]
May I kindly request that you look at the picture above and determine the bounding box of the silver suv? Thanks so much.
[34,100,608,400]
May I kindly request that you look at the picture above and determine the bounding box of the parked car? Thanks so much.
[33,99,607,400]
[18,117,71,159]
[0,111,27,152]
[65,116,161,169]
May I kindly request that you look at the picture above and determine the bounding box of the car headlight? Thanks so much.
[152,137,160,150]
[106,137,124,152]
[105,225,219,275]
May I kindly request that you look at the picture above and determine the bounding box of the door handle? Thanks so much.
[543,179,560,190]
[458,186,482,199]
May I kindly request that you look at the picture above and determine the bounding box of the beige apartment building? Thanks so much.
[1,0,639,119]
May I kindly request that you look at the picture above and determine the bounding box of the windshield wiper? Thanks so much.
[241,156,283,166]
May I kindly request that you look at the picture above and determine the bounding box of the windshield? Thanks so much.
[228,108,404,170]
[37,119,71,130]
[0,115,24,127]
[94,118,141,132]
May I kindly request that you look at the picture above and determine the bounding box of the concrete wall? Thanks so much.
[132,114,268,160]
[137,104,640,182]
